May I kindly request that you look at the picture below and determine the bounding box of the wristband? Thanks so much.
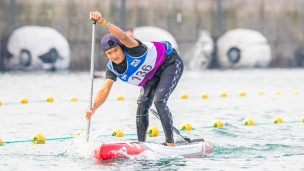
[104,21,109,29]
[100,18,109,29]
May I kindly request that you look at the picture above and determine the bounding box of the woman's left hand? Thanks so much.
[89,11,103,24]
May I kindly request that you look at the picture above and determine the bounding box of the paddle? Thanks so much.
[149,108,192,142]
[86,20,97,142]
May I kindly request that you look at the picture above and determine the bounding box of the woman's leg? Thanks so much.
[153,56,184,144]
[136,76,159,142]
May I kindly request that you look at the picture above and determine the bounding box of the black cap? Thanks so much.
[100,34,121,52]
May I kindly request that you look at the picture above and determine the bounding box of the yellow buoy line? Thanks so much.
[0,90,301,106]
[184,90,299,99]
[1,117,303,146]
[0,96,83,105]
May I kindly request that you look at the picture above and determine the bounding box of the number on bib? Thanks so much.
[131,65,153,81]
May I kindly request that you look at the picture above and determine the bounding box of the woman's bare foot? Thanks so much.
[166,143,175,147]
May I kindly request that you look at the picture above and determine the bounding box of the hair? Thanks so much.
[119,44,126,49]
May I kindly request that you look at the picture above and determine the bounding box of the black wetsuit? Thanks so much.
[105,40,184,143]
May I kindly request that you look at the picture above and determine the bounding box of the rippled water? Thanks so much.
[0,69,303,170]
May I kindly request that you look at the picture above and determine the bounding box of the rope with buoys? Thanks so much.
[1,117,302,146]
[0,90,300,106]
[0,96,88,106]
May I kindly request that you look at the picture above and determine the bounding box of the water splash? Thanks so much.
[189,30,214,70]
[61,131,96,158]
[61,110,130,159]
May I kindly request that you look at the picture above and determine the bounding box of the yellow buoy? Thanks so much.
[273,117,283,124]
[243,118,254,126]
[0,138,2,146]
[117,95,124,101]
[111,128,124,137]
[147,126,159,137]
[31,133,46,144]
[20,97,28,104]
[274,91,281,95]
[220,92,227,97]
[301,117,304,123]
[0,100,2,106]
[180,93,188,99]
[70,96,78,102]
[212,120,223,128]
[239,91,246,97]
[73,130,84,137]
[201,93,208,99]
[180,122,192,131]
[292,90,299,95]
[45,96,54,102]
[257,91,264,95]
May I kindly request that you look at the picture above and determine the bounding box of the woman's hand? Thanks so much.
[85,108,95,119]
[84,79,114,119]
[89,11,103,24]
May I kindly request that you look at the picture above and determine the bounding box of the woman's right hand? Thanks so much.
[85,108,95,119]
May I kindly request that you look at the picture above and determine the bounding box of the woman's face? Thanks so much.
[105,46,125,64]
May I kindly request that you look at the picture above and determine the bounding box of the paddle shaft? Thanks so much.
[150,109,191,142]
[86,20,97,142]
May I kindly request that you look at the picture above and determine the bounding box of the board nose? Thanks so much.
[93,146,102,160]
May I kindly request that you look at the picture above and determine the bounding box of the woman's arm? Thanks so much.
[85,79,114,119]
[89,11,139,48]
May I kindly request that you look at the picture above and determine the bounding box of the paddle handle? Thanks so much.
[86,20,96,142]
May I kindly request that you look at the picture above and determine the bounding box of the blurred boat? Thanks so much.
[7,26,70,71]
[216,28,271,68]
[133,26,179,51]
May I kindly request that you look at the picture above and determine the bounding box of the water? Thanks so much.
[0,69,303,170]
